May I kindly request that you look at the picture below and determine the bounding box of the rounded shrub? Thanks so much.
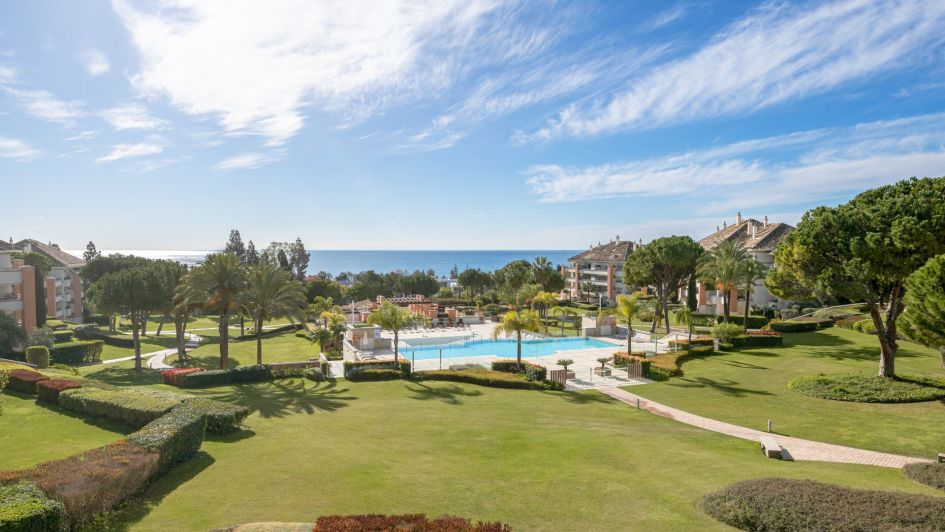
[25,346,49,369]
[303,367,325,382]
[789,373,945,403]
[711,323,744,343]
[852,318,878,334]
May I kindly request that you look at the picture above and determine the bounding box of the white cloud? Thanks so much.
[96,142,163,163]
[112,0,527,146]
[0,137,40,159]
[639,5,687,32]
[213,151,283,171]
[4,87,84,124]
[525,0,945,141]
[83,49,110,76]
[526,111,945,213]
[0,64,15,84]
[99,103,164,130]
[66,130,97,141]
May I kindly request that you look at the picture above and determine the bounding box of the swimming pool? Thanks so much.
[398,336,614,361]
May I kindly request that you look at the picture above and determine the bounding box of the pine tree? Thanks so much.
[83,241,101,263]
[224,229,246,261]
[289,237,309,281]
[245,240,260,265]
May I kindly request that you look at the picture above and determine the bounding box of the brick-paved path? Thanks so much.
[600,387,932,468]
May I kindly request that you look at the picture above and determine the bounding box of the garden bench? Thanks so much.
[760,436,783,459]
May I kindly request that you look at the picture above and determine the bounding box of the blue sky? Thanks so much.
[2,0,945,250]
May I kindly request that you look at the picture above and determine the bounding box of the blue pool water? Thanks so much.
[398,337,614,361]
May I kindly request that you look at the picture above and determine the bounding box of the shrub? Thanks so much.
[645,346,717,378]
[415,369,559,390]
[700,478,945,531]
[348,368,403,381]
[769,320,818,333]
[44,319,67,330]
[612,352,648,367]
[5,369,48,394]
[720,314,769,328]
[852,318,878,334]
[690,313,716,327]
[51,329,74,343]
[789,373,945,403]
[127,405,206,474]
[161,367,205,387]
[490,359,547,381]
[36,378,82,404]
[711,323,744,343]
[667,335,714,349]
[836,315,867,330]
[904,463,945,491]
[72,325,134,348]
[344,359,411,379]
[179,364,273,388]
[59,387,182,428]
[303,367,325,382]
[730,333,784,348]
[717,342,734,351]
[0,480,65,531]
[49,340,103,364]
[313,514,511,532]
[24,345,49,369]
[85,314,111,326]
[182,398,249,434]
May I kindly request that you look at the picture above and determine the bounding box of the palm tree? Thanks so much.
[599,292,645,354]
[673,306,694,343]
[492,310,542,368]
[367,301,429,362]
[240,263,307,365]
[698,241,749,323]
[548,305,578,336]
[581,281,598,303]
[178,253,247,369]
[533,291,559,319]
[320,308,347,350]
[739,257,768,332]
[516,283,542,310]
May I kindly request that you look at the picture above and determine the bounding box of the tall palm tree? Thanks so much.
[492,310,542,368]
[367,301,429,362]
[548,305,578,336]
[581,281,597,303]
[698,241,749,323]
[673,306,694,343]
[320,308,347,350]
[599,292,645,354]
[739,257,768,332]
[178,253,247,369]
[534,291,559,319]
[516,283,542,310]
[240,263,307,365]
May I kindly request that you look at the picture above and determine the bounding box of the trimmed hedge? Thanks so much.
[904,463,945,491]
[24,346,49,369]
[51,330,74,343]
[303,367,326,382]
[347,368,403,381]
[182,398,249,434]
[415,369,560,390]
[794,316,835,329]
[730,333,784,348]
[721,314,769,328]
[490,359,547,381]
[646,346,717,378]
[161,367,204,387]
[233,322,303,341]
[127,404,206,474]
[0,480,65,531]
[59,387,181,428]
[770,321,818,333]
[313,514,511,531]
[852,318,877,334]
[344,359,411,379]
[612,352,648,367]
[789,373,945,403]
[73,325,134,348]
[179,364,273,388]
[667,336,713,349]
[5,369,48,394]
[700,478,945,531]
[36,378,82,404]
[49,340,103,364]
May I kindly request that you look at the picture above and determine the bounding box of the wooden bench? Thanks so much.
[760,436,783,459]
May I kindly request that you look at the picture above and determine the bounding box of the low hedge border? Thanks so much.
[490,359,547,381]
[179,365,273,388]
[5,369,49,394]
[49,340,104,364]
[313,514,510,531]
[730,333,783,348]
[348,368,403,381]
[59,387,181,428]
[904,463,945,492]
[647,345,718,378]
[0,480,65,531]
[700,478,945,531]
[127,404,207,474]
[36,378,82,404]
[73,325,134,348]
[769,321,819,333]
[414,369,561,390]
[789,373,945,403]
[344,359,411,380]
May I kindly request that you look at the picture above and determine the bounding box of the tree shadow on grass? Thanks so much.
[404,381,482,405]
[32,401,133,434]
[81,367,165,387]
[668,376,774,398]
[101,452,216,531]
[186,379,357,418]
[554,389,615,405]
[205,429,256,444]
[719,360,769,370]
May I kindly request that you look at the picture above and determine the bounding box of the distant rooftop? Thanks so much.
[12,238,86,268]
[698,214,794,252]
[569,237,639,263]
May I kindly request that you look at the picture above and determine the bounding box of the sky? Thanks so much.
[2,0,945,251]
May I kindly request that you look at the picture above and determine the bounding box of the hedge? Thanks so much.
[44,319,68,330]
[127,404,207,474]
[667,336,713,349]
[232,322,303,341]
[414,369,560,390]
[904,463,945,492]
[730,333,784,348]
[347,368,403,381]
[313,514,511,531]
[24,346,49,369]
[0,481,65,531]
[852,318,877,334]
[720,314,769,328]
[769,321,818,333]
[646,346,717,378]
[51,330,74,343]
[5,369,48,394]
[73,325,134,348]
[303,367,326,382]
[49,340,103,364]
[344,359,411,379]
[59,387,181,428]
[490,359,547,381]
[182,398,249,434]
[85,314,111,326]
[700,478,945,531]
[162,367,205,387]
[177,364,274,388]
[611,352,648,367]
[36,378,82,404]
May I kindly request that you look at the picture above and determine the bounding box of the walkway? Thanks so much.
[600,387,932,469]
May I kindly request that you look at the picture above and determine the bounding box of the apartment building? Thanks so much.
[561,237,640,305]
[0,239,85,332]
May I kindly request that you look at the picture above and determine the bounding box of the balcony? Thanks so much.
[0,270,22,285]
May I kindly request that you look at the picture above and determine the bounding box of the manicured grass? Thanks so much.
[111,380,936,531]
[629,327,945,457]
[0,393,128,471]
[180,331,318,369]
[789,373,945,402]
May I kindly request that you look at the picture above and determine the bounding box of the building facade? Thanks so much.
[562,237,640,305]
[692,214,794,314]
[0,239,85,332]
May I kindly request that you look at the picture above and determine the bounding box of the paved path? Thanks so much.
[600,387,931,468]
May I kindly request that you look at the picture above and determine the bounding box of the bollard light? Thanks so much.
[767,420,773,433]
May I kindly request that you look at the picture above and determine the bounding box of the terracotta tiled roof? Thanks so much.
[0,240,13,251]
[569,240,637,263]
[698,219,794,251]
[14,239,85,268]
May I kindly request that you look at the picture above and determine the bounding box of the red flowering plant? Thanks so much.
[161,367,204,387]
[746,329,782,336]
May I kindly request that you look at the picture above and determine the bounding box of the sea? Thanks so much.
[66,249,580,277]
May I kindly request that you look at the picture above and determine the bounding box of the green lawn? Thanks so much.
[170,330,318,369]
[109,379,937,531]
[0,393,128,470]
[630,327,945,457]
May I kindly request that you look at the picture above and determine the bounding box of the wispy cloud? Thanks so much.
[524,0,945,142]
[526,112,945,213]
[638,5,687,32]
[0,137,40,160]
[82,49,110,76]
[213,151,283,171]
[4,87,84,125]
[97,142,163,163]
[99,103,164,130]
[66,130,96,141]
